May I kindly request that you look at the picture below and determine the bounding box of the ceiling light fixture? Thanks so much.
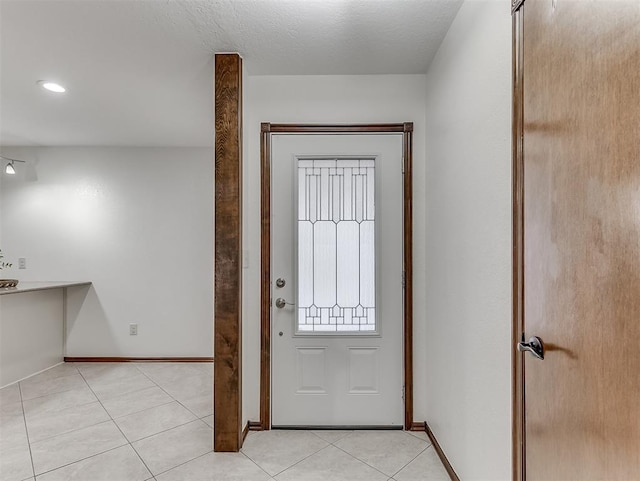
[1,156,26,175]
[37,80,66,93]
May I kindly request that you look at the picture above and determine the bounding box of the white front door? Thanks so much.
[271,133,404,427]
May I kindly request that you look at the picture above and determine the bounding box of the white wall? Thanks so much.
[0,147,214,357]
[242,74,428,426]
[423,1,512,479]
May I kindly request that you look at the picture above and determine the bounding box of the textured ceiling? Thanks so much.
[0,0,462,147]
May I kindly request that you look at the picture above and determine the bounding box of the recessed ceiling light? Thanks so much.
[37,80,66,93]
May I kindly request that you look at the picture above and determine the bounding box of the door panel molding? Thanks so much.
[260,123,414,430]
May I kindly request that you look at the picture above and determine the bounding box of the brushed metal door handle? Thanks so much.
[517,335,545,360]
[275,298,294,309]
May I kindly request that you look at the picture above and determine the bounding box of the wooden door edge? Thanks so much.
[259,123,414,430]
[512,4,526,481]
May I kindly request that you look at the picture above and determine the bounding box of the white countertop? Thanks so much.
[0,281,92,296]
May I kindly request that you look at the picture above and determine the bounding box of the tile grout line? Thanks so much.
[330,441,393,479]
[81,363,213,478]
[27,397,190,447]
[133,364,210,421]
[126,417,207,444]
[141,415,216,478]
[110,399,177,422]
[20,369,105,446]
[24,395,99,419]
[322,430,380,476]
[127,364,213,476]
[23,400,111,445]
[28,366,132,477]
[8,362,212,480]
[238,447,280,479]
[87,383,162,406]
[198,413,213,425]
[389,444,429,478]
[78,363,200,412]
[19,371,86,403]
[76,366,156,479]
[33,442,132,478]
[265,441,334,478]
[387,430,433,477]
[23,367,134,478]
[326,430,432,479]
[17,381,37,480]
[23,366,126,446]
[78,366,159,399]
[150,449,213,478]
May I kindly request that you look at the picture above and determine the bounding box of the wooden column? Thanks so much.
[214,53,243,452]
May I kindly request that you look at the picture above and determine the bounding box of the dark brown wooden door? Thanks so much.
[516,0,640,479]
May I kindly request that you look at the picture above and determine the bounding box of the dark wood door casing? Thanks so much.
[260,123,414,430]
[513,1,640,479]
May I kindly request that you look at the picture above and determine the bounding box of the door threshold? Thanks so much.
[271,425,403,430]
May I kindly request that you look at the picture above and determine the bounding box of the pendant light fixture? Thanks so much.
[1,156,26,175]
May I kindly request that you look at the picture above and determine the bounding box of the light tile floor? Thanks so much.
[0,362,449,480]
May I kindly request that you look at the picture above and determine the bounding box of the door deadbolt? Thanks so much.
[276,278,286,288]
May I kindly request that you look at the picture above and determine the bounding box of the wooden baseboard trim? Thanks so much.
[243,421,263,444]
[64,357,214,363]
[410,421,427,432]
[248,421,263,431]
[425,421,460,481]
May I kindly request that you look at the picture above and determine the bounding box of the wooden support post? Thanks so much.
[214,53,243,452]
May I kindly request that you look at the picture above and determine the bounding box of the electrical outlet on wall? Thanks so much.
[18,258,26,269]
[129,323,138,336]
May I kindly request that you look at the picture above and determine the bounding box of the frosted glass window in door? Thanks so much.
[297,158,375,332]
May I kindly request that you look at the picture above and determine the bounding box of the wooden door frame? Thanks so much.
[512,1,525,479]
[259,122,414,430]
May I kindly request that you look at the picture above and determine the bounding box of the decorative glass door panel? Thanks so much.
[297,158,376,332]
